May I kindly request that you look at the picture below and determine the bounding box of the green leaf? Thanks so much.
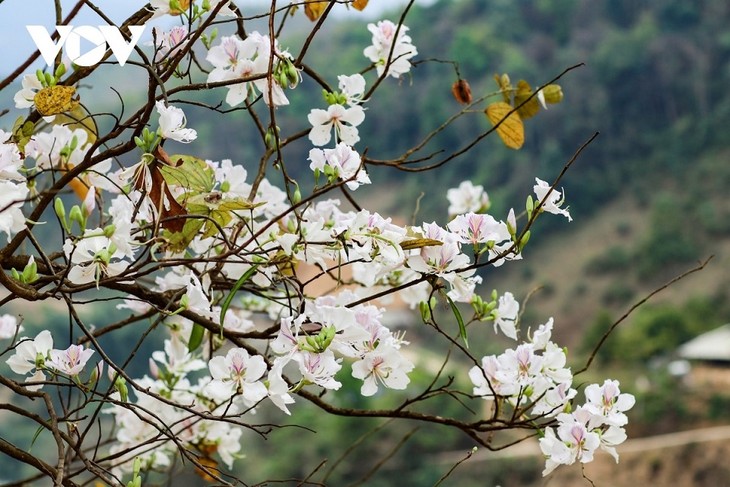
[444,292,468,348]
[159,155,215,193]
[219,264,259,337]
[188,323,205,353]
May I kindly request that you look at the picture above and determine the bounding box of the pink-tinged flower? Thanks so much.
[6,330,53,390]
[295,350,342,390]
[446,180,490,216]
[156,101,197,143]
[363,20,418,78]
[308,104,365,146]
[206,348,268,406]
[206,33,290,107]
[0,181,28,242]
[49,344,94,376]
[540,411,601,476]
[308,143,370,190]
[447,212,509,246]
[469,354,516,398]
[0,314,23,340]
[534,178,572,221]
[351,345,413,396]
[407,223,470,277]
[152,26,188,62]
[584,379,635,427]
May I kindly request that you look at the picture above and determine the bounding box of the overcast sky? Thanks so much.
[0,0,434,73]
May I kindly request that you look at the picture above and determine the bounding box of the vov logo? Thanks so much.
[26,25,147,67]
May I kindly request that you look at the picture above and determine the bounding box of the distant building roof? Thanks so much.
[677,324,730,361]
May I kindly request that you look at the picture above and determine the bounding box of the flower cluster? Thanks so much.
[540,380,635,475]
[207,31,295,107]
[6,330,96,390]
[0,6,634,484]
[364,20,418,78]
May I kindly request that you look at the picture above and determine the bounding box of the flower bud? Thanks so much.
[69,205,85,231]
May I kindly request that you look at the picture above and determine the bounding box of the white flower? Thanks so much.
[0,130,25,181]
[308,104,365,146]
[0,314,22,339]
[295,350,342,390]
[351,345,414,396]
[534,178,572,221]
[48,344,94,376]
[363,20,418,78]
[308,143,370,190]
[447,180,490,216]
[0,181,28,242]
[151,337,207,376]
[206,33,290,107]
[6,330,53,390]
[183,274,216,321]
[267,359,295,415]
[584,379,635,427]
[338,73,367,105]
[492,292,519,340]
[63,231,129,285]
[14,74,43,110]
[156,101,197,143]
[447,212,509,246]
[206,348,268,406]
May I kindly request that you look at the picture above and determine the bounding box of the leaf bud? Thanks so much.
[541,84,563,104]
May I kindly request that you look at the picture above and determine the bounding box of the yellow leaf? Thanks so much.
[485,102,524,150]
[352,0,369,10]
[304,0,328,20]
[33,85,79,116]
[493,73,512,104]
[514,80,540,120]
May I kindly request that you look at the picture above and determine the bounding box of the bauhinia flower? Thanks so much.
[308,103,365,146]
[534,178,572,221]
[584,379,636,427]
[363,20,418,78]
[308,142,371,190]
[447,180,490,216]
[48,344,94,376]
[0,181,28,242]
[206,33,291,107]
[446,212,510,246]
[0,314,22,340]
[152,26,188,62]
[63,231,129,285]
[491,291,519,340]
[156,101,197,143]
[6,330,53,390]
[206,348,268,406]
[351,345,414,396]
